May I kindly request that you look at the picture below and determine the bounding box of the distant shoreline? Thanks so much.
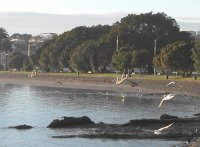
[0,73,200,97]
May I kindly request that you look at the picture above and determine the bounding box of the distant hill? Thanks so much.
[0,12,200,35]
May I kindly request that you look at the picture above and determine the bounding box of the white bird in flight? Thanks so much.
[158,94,176,108]
[166,81,182,87]
[154,122,174,135]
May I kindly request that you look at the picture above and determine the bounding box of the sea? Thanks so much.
[0,83,198,147]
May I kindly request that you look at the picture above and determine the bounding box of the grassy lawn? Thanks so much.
[0,71,198,81]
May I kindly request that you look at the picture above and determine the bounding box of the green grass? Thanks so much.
[0,71,198,81]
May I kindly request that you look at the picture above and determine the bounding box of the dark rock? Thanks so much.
[46,115,200,144]
[8,124,33,129]
[160,114,178,120]
[194,113,200,117]
[47,116,95,128]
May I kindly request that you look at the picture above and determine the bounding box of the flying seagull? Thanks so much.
[166,81,182,87]
[154,122,174,135]
[158,94,176,108]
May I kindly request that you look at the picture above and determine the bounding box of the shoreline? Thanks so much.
[0,73,200,97]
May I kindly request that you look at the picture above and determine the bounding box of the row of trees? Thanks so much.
[1,12,200,76]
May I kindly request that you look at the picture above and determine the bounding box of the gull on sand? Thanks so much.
[158,94,176,108]
[154,122,174,135]
[166,81,182,87]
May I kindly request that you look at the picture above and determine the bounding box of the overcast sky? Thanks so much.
[0,0,199,19]
[0,0,200,35]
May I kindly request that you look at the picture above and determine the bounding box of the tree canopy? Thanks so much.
[153,41,194,76]
[9,52,26,71]
[193,39,200,71]
[0,28,11,53]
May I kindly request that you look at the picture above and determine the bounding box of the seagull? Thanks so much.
[166,81,182,87]
[121,93,126,98]
[154,122,174,135]
[158,94,176,108]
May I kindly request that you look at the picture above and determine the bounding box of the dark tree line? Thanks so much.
[1,12,200,75]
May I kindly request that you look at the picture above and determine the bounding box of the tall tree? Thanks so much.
[70,40,98,72]
[112,46,132,72]
[1,39,12,53]
[132,49,151,74]
[0,28,10,52]
[9,52,26,71]
[38,48,50,72]
[153,41,194,76]
[0,28,8,40]
[192,39,200,71]
[106,12,186,73]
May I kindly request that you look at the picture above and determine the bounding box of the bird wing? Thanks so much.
[176,83,182,87]
[158,99,165,108]
[166,82,175,86]
[158,94,175,108]
[157,122,174,132]
[163,94,175,100]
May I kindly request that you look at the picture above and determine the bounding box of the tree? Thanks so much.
[70,40,99,72]
[0,28,8,40]
[9,52,26,71]
[112,46,132,72]
[23,57,33,71]
[29,13,193,73]
[0,28,11,53]
[0,39,12,53]
[132,49,151,74]
[0,28,12,70]
[70,46,90,72]
[153,41,194,76]
[192,39,200,71]
[34,25,111,72]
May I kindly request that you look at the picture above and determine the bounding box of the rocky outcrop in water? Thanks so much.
[47,116,95,128]
[8,124,33,129]
[49,114,200,143]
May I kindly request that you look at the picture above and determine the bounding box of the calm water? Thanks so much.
[0,83,198,147]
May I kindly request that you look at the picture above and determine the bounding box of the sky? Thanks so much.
[0,0,200,35]
[0,0,200,19]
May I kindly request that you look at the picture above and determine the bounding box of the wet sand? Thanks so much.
[0,73,199,97]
